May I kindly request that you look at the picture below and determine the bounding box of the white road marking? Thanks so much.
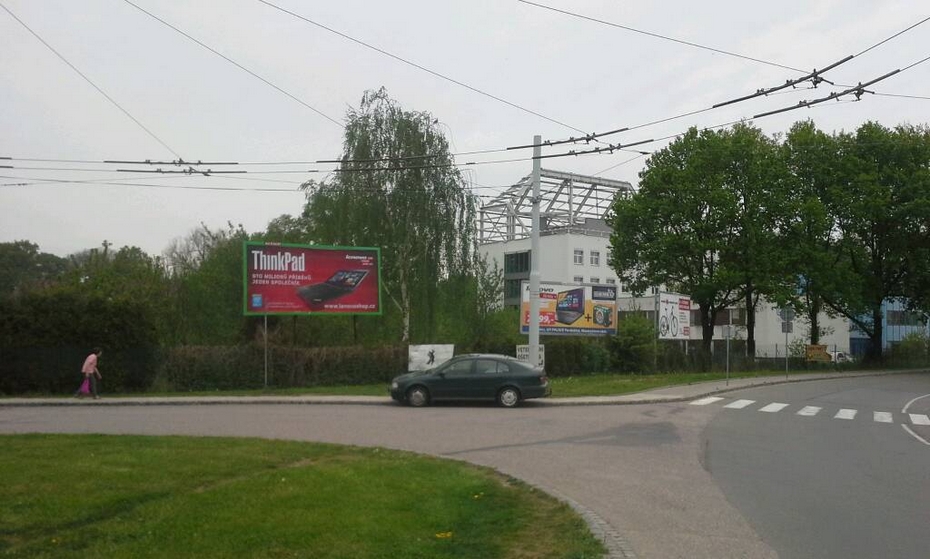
[759,403,789,413]
[796,406,821,417]
[834,409,857,420]
[909,414,930,426]
[902,425,930,446]
[873,412,894,423]
[724,399,755,409]
[690,397,724,406]
[901,393,930,414]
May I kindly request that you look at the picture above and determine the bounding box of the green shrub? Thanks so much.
[158,345,408,391]
[609,314,657,373]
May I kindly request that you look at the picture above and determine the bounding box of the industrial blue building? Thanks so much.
[849,299,929,356]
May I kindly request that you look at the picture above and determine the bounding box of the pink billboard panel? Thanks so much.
[243,242,381,315]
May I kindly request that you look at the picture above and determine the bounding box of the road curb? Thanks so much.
[1,370,922,409]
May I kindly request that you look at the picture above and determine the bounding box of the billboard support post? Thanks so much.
[529,135,541,367]
[263,314,268,388]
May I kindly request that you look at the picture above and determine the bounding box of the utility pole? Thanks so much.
[529,135,542,368]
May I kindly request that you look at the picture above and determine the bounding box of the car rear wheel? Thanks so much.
[497,386,521,408]
[406,385,430,407]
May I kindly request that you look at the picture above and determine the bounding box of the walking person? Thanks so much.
[74,347,103,399]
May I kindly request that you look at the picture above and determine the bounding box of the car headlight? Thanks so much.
[391,381,399,390]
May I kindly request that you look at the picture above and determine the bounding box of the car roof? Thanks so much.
[453,353,522,361]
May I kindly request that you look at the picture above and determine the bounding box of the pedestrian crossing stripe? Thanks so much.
[690,398,930,426]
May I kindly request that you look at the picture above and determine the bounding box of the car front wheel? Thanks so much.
[406,385,430,407]
[497,387,521,408]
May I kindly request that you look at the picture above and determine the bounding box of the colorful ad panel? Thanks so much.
[520,281,617,336]
[243,242,381,315]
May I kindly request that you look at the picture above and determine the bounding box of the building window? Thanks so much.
[887,310,925,326]
[573,276,584,283]
[619,282,628,293]
[590,277,600,283]
[606,278,616,285]
[504,251,530,274]
[590,251,600,266]
[650,286,658,295]
[573,249,584,265]
[504,279,522,299]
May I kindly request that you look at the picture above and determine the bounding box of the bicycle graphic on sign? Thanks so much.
[659,304,679,338]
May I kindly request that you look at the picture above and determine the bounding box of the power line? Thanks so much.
[0,175,300,192]
[517,0,805,73]
[855,15,930,57]
[0,2,180,158]
[525,12,930,149]
[255,0,591,136]
[120,0,343,128]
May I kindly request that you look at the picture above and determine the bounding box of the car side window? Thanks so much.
[475,360,499,374]
[443,360,473,375]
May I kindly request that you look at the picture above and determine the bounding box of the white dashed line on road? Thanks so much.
[759,403,789,413]
[835,409,858,420]
[690,397,724,406]
[797,406,821,417]
[724,399,755,409]
[689,398,930,428]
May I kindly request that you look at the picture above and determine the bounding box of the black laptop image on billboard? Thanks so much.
[296,270,368,305]
[555,288,585,324]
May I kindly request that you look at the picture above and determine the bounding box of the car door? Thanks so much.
[433,358,474,399]
[470,359,506,399]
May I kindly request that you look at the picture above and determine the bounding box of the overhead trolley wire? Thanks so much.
[0,2,181,159]
[255,0,591,136]
[121,0,343,128]
[517,0,805,73]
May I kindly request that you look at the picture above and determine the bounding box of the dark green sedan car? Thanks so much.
[390,354,550,408]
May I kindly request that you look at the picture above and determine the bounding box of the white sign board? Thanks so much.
[658,293,691,340]
[408,345,455,371]
[516,345,545,368]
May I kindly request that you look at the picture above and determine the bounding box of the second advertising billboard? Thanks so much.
[520,281,617,336]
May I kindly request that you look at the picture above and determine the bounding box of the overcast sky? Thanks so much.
[2,0,927,257]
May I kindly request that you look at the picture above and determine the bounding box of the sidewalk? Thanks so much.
[0,370,907,408]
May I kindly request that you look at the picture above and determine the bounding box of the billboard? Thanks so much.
[520,281,617,336]
[658,292,691,340]
[243,242,381,316]
[408,345,455,371]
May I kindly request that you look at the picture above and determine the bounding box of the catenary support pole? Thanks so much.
[264,314,268,388]
[529,135,542,368]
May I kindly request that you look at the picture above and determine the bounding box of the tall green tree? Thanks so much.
[782,121,851,344]
[607,127,743,354]
[303,88,476,342]
[0,241,68,298]
[717,123,795,356]
[821,122,930,359]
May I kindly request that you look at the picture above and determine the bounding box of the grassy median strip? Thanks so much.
[0,434,604,559]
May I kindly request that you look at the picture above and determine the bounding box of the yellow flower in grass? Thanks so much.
[435,531,453,539]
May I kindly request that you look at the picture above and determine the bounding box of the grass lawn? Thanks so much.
[0,434,604,559]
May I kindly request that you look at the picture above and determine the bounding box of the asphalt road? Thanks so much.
[699,373,930,559]
[2,373,928,558]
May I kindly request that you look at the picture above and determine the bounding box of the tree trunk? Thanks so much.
[745,289,756,358]
[807,292,821,345]
[698,304,716,371]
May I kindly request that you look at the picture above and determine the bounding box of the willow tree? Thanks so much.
[303,88,476,342]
